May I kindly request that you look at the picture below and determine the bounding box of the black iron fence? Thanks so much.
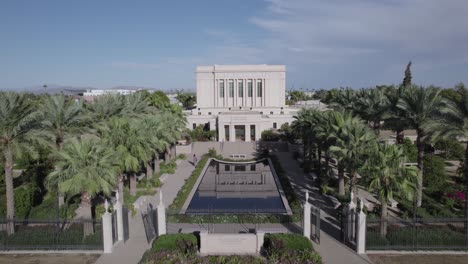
[166,208,304,234]
[0,218,103,250]
[366,217,468,251]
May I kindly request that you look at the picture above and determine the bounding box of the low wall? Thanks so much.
[175,144,192,155]
[199,231,264,255]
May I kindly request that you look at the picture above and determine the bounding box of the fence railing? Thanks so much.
[0,218,103,250]
[366,217,468,251]
[166,208,303,234]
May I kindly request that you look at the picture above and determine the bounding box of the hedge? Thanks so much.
[263,234,322,264]
[169,154,210,210]
[151,233,197,252]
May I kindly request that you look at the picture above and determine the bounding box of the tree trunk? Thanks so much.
[317,145,322,178]
[165,147,170,162]
[81,192,94,236]
[4,149,15,234]
[154,155,160,175]
[146,161,153,179]
[129,173,136,196]
[374,120,381,136]
[349,171,358,201]
[338,164,345,196]
[380,199,388,236]
[416,129,424,207]
[325,151,330,176]
[396,129,405,144]
[58,194,65,207]
[303,136,310,173]
[118,174,124,204]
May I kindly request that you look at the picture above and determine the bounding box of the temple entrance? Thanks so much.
[234,125,245,141]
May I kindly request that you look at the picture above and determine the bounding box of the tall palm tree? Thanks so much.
[329,88,357,113]
[425,85,468,226]
[292,109,317,172]
[356,87,390,135]
[100,118,140,202]
[384,85,408,144]
[141,115,170,177]
[85,94,125,125]
[361,143,417,236]
[397,86,445,206]
[46,138,118,234]
[0,92,39,234]
[40,94,89,206]
[328,111,376,197]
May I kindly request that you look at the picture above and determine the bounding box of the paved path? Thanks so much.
[95,159,195,264]
[275,152,373,264]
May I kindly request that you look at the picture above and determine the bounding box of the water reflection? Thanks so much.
[186,160,287,214]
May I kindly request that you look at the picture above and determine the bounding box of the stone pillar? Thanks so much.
[230,125,236,142]
[157,191,167,236]
[102,200,113,253]
[245,124,251,142]
[256,231,265,253]
[199,230,208,255]
[253,79,257,107]
[114,192,124,242]
[347,192,357,241]
[356,200,367,254]
[303,191,311,239]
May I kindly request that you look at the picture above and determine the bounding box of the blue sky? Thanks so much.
[1,0,468,91]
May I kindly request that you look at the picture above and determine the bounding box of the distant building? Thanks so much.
[186,65,302,142]
[81,89,140,101]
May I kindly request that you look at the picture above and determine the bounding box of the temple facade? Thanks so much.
[186,65,299,142]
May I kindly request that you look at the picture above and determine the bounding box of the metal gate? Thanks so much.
[142,204,157,243]
[122,206,130,242]
[340,206,358,248]
[311,206,321,243]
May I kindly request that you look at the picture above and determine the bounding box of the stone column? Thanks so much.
[263,78,266,107]
[253,79,257,107]
[230,124,235,142]
[347,192,357,241]
[219,123,225,142]
[157,191,167,236]
[356,200,367,254]
[114,192,124,242]
[303,191,311,239]
[102,200,113,253]
[214,79,218,107]
[245,124,251,142]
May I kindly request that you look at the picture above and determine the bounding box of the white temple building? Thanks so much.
[185,65,301,142]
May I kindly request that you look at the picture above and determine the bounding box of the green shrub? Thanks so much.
[261,129,280,141]
[28,193,78,219]
[152,234,197,252]
[423,154,449,194]
[160,161,177,175]
[177,154,187,160]
[434,139,465,160]
[14,184,36,218]
[263,234,321,264]
[137,177,162,189]
[208,148,218,158]
[402,138,417,163]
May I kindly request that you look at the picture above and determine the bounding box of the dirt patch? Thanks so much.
[368,254,468,264]
[0,254,99,264]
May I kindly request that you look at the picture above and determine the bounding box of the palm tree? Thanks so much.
[0,92,39,234]
[141,115,170,177]
[40,94,89,206]
[292,108,317,172]
[356,87,390,135]
[361,143,417,236]
[384,85,409,144]
[397,86,445,206]
[329,88,357,113]
[328,111,376,197]
[46,138,117,234]
[85,94,125,125]
[100,118,139,202]
[425,85,468,226]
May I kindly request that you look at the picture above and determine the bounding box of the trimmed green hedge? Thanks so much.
[152,233,197,252]
[263,234,322,264]
[169,155,210,210]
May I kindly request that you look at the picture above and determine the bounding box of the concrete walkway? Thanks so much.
[275,152,373,264]
[95,159,196,264]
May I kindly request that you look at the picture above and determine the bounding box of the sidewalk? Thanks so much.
[95,159,196,264]
[275,152,373,264]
